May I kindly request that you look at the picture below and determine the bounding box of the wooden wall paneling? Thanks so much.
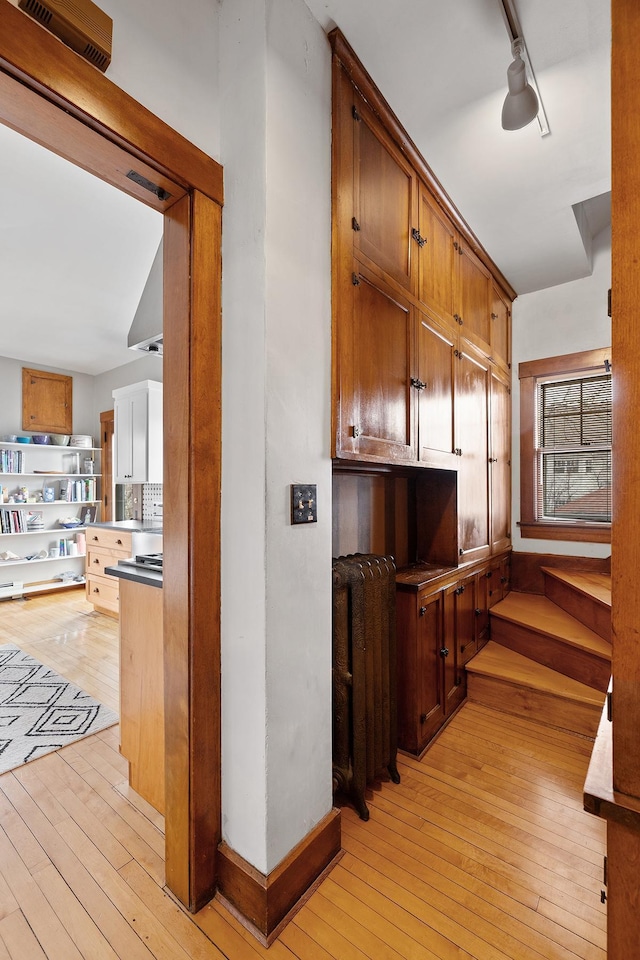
[163,191,222,911]
[511,551,611,595]
[611,0,640,800]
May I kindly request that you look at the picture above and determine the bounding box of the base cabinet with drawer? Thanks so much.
[396,552,509,755]
[85,527,132,617]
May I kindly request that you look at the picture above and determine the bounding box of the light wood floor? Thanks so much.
[0,592,606,960]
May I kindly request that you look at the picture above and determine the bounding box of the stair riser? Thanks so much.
[467,674,601,738]
[490,618,611,693]
[543,576,611,643]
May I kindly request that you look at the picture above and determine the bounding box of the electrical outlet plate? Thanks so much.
[291,484,317,524]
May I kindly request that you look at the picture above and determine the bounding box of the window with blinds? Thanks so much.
[536,373,612,522]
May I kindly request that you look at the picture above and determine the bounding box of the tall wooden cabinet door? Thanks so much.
[415,311,457,469]
[490,368,512,554]
[417,184,457,327]
[490,284,511,373]
[338,267,415,462]
[353,95,417,292]
[455,343,491,563]
[416,590,446,747]
[457,242,492,356]
[453,574,478,666]
[442,585,465,714]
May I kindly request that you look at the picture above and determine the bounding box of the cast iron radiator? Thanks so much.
[332,553,400,820]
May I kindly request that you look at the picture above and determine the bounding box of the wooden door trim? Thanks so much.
[0,1,222,912]
[100,410,114,523]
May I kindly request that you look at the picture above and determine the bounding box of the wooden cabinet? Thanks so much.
[352,91,417,293]
[490,284,511,373]
[113,380,163,484]
[416,183,457,329]
[338,267,415,462]
[455,343,490,564]
[490,367,512,553]
[85,526,132,617]
[456,242,492,357]
[22,367,72,435]
[487,553,511,608]
[396,552,509,754]
[415,311,457,469]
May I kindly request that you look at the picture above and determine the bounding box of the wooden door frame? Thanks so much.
[0,1,222,912]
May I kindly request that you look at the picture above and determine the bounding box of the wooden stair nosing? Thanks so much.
[541,568,611,644]
[489,615,611,693]
[466,642,605,706]
[540,567,611,610]
[490,593,611,660]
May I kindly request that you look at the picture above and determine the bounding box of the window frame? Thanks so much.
[518,347,612,542]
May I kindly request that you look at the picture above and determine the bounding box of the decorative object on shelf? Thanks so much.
[43,486,55,502]
[0,644,117,775]
[59,517,82,529]
[16,437,30,444]
[31,435,50,445]
[69,435,93,448]
[50,435,70,446]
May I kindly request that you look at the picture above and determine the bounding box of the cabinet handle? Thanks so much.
[92,587,99,593]
[500,577,508,584]
[420,713,427,723]
[411,228,427,247]
[410,377,426,391]
[491,312,498,320]
[116,539,122,545]
[93,558,100,564]
[440,647,449,658]
[488,457,497,463]
[475,608,481,616]
[454,585,465,595]
[419,605,427,617]
[453,313,463,325]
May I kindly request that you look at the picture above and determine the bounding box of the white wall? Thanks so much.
[92,354,163,422]
[220,0,333,873]
[511,225,612,558]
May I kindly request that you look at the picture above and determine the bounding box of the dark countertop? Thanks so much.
[105,562,163,589]
[87,520,163,534]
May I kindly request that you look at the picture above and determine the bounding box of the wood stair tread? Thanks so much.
[490,592,611,661]
[467,641,606,706]
[540,567,611,609]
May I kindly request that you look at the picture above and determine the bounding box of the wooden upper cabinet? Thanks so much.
[416,183,457,328]
[415,311,457,469]
[353,94,416,292]
[490,284,511,373]
[22,368,72,434]
[455,342,490,563]
[338,266,415,462]
[490,367,512,553]
[457,243,492,356]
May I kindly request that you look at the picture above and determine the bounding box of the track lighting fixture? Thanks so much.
[501,39,539,130]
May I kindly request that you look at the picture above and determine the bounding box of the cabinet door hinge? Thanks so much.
[604,358,612,373]
[352,425,361,438]
[411,228,427,247]
[603,855,608,886]
[607,690,612,722]
[352,216,361,232]
[607,288,611,318]
[352,104,361,122]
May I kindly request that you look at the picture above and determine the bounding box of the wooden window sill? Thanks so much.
[518,521,611,543]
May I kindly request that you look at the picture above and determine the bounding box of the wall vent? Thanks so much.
[18,0,113,73]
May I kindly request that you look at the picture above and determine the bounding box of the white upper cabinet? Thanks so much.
[113,380,163,484]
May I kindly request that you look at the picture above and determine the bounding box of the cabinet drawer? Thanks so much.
[86,574,120,614]
[85,527,132,552]
[86,548,127,578]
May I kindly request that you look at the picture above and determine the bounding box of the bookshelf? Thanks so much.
[0,441,101,598]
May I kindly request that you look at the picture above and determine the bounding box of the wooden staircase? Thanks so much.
[466,566,611,738]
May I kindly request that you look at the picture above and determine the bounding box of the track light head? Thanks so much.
[501,41,539,131]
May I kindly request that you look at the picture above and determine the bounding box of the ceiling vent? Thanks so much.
[19,0,113,72]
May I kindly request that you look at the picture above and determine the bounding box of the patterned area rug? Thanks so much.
[0,643,118,775]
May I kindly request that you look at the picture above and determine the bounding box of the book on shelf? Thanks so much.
[0,449,24,474]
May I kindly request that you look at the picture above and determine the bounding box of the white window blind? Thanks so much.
[536,373,612,523]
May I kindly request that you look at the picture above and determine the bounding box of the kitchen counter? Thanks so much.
[105,562,162,589]
[87,520,163,533]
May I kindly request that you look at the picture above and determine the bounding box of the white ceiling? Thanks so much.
[0,0,610,376]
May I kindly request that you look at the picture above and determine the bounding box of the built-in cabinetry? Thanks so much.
[396,552,510,755]
[330,30,514,568]
[0,441,100,598]
[113,380,163,484]
[85,526,132,617]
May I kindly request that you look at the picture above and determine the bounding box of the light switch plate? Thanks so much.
[291,484,317,524]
